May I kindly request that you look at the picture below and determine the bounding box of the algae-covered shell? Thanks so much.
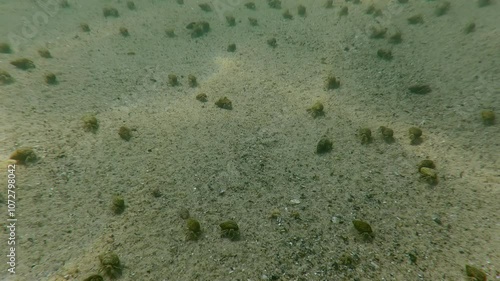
[419,167,438,184]
[307,101,324,118]
[220,220,239,231]
[38,48,52,58]
[10,58,35,70]
[168,74,178,86]
[0,70,14,85]
[481,110,495,125]
[188,74,197,87]
[316,138,333,154]
[178,207,190,219]
[10,147,37,164]
[359,128,372,144]
[325,75,340,90]
[418,160,435,170]
[409,127,422,140]
[98,252,121,277]
[352,220,373,233]
[379,126,394,140]
[45,73,57,85]
[215,97,232,110]
[118,126,132,141]
[196,93,208,102]
[82,114,99,132]
[465,264,486,281]
[111,195,125,214]
[0,42,12,53]
[99,252,120,265]
[187,218,201,233]
[220,220,240,240]
[83,275,104,281]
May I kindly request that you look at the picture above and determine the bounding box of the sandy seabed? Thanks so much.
[0,0,499,280]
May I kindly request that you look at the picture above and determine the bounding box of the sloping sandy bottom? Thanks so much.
[0,0,499,280]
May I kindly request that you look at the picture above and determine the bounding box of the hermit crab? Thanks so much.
[98,252,121,278]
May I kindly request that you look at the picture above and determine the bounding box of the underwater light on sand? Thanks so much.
[213,56,240,73]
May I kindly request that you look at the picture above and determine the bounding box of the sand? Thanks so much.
[0,0,499,280]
